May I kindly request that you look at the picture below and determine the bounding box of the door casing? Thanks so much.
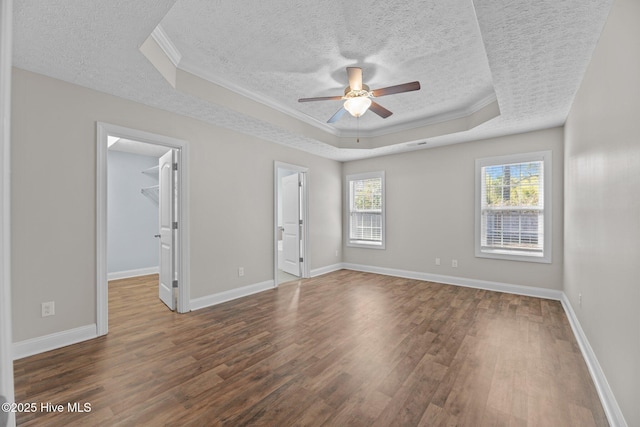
[0,0,14,424]
[96,122,190,336]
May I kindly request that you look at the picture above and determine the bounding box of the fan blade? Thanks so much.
[371,81,421,97]
[347,67,363,91]
[369,101,393,119]
[327,107,347,123]
[298,95,343,102]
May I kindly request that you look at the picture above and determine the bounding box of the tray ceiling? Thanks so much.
[13,0,613,161]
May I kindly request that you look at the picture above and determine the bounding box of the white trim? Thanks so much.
[341,263,563,300]
[274,162,310,287]
[0,0,14,423]
[107,267,159,281]
[560,294,628,427]
[310,264,343,278]
[341,93,500,139]
[190,280,274,311]
[180,60,342,137]
[12,325,97,361]
[150,25,182,67]
[97,122,191,337]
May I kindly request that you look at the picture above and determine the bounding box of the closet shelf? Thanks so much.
[142,165,159,176]
[141,186,159,205]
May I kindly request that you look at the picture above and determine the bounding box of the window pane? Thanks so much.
[482,161,542,208]
[350,212,382,241]
[482,210,543,252]
[347,172,384,248]
[351,178,382,212]
[481,160,544,254]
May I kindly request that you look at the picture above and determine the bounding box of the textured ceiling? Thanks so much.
[13,0,613,161]
[159,0,496,134]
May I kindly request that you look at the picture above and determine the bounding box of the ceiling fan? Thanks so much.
[298,67,421,123]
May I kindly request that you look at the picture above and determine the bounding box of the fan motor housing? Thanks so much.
[344,84,370,98]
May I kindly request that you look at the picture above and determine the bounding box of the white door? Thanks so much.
[282,173,301,276]
[158,150,176,310]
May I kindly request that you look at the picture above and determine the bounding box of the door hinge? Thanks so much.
[172,280,178,288]
[299,257,304,263]
[299,219,303,225]
[299,181,302,187]
[172,221,178,229]
[173,163,178,171]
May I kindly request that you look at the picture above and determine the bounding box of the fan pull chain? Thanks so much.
[357,117,360,143]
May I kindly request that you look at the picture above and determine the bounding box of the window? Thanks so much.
[475,151,551,263]
[346,171,385,249]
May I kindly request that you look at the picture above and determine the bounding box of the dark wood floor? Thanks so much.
[14,270,608,426]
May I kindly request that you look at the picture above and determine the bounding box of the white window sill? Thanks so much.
[347,240,385,250]
[476,248,550,263]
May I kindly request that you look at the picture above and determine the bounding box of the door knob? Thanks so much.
[154,234,161,238]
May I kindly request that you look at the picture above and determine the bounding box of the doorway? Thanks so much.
[274,162,309,286]
[96,123,190,336]
[107,139,169,280]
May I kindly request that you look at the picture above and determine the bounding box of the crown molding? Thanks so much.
[340,92,500,139]
[150,24,182,67]
[177,58,340,136]
[150,27,501,140]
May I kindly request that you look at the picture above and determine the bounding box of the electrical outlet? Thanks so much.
[335,250,339,257]
[41,301,55,317]
[579,293,582,307]
[435,257,441,266]
[451,259,458,268]
[238,267,244,277]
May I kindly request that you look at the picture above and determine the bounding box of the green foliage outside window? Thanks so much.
[352,178,382,211]
[483,162,542,208]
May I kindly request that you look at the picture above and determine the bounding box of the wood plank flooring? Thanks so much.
[13,270,608,426]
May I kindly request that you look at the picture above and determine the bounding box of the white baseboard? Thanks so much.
[190,280,274,311]
[13,324,97,360]
[108,266,159,281]
[560,294,627,427]
[310,263,343,278]
[11,265,624,427]
[342,263,563,300]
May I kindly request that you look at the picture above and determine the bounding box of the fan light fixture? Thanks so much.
[298,67,420,124]
[343,97,372,117]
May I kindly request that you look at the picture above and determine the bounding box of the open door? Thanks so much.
[158,149,176,310]
[282,173,301,276]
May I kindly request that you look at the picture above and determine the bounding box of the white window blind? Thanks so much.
[347,172,385,248]
[476,151,551,263]
[481,161,543,253]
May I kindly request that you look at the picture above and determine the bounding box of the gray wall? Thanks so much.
[107,150,159,274]
[564,0,640,425]
[343,127,564,290]
[11,67,342,342]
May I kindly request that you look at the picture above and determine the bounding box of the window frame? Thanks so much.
[475,151,552,263]
[346,171,386,249]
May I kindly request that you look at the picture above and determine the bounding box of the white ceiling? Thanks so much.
[13,0,613,161]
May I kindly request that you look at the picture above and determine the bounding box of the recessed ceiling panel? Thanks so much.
[159,0,497,134]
